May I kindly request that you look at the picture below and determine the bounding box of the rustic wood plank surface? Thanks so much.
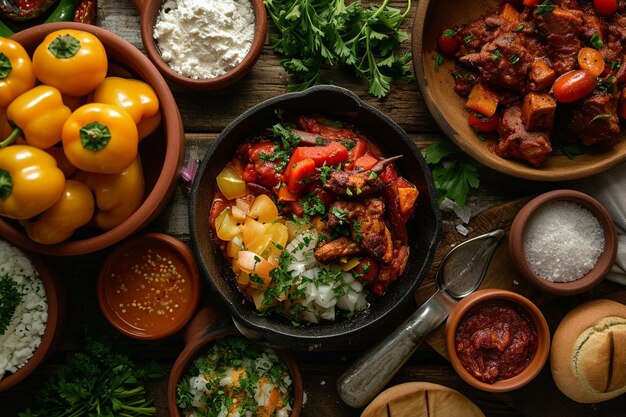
[2,1,625,416]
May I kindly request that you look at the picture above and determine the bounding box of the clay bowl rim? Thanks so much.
[412,0,626,181]
[0,248,65,391]
[508,189,617,295]
[188,84,442,349]
[134,0,267,91]
[445,289,551,393]
[0,22,185,256]
[96,232,202,341]
[166,315,303,417]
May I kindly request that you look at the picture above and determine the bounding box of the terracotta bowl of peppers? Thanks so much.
[0,22,184,256]
[189,85,442,350]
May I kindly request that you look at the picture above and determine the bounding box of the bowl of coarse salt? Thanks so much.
[133,0,267,90]
[509,190,617,296]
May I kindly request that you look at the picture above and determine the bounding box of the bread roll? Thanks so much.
[361,382,485,417]
[550,299,626,403]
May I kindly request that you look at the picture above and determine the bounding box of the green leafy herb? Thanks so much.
[590,33,604,49]
[265,0,413,98]
[591,113,613,123]
[443,28,456,37]
[19,331,163,417]
[435,53,444,71]
[339,140,356,150]
[319,165,333,184]
[422,140,479,206]
[272,123,301,151]
[463,34,473,44]
[611,60,621,70]
[492,49,501,60]
[509,54,520,64]
[0,274,21,335]
[302,193,326,219]
[535,0,555,16]
[513,24,525,32]
[597,75,617,94]
[558,144,586,160]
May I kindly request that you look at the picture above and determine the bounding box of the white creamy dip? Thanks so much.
[153,0,256,79]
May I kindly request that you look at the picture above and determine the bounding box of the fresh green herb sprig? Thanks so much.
[19,332,163,417]
[422,140,480,206]
[264,0,413,98]
[0,274,22,335]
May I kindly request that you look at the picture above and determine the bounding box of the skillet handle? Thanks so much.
[336,291,457,408]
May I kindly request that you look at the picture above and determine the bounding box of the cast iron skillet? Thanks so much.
[189,85,442,350]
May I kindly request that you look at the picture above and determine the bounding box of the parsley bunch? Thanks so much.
[422,140,480,206]
[0,274,22,335]
[264,0,413,98]
[20,332,163,417]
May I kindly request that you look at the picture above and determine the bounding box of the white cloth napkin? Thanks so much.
[570,162,626,285]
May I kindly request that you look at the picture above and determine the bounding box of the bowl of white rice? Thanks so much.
[0,239,64,391]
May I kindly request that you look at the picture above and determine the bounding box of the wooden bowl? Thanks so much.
[508,190,617,295]
[0,22,185,256]
[412,0,626,181]
[97,233,201,340]
[0,245,65,391]
[189,85,442,350]
[445,289,550,393]
[167,306,303,417]
[133,0,267,90]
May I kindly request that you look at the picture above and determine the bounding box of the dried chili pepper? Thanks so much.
[73,0,95,24]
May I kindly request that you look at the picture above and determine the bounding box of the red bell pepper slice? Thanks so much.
[287,158,316,193]
[380,165,398,183]
[277,185,298,202]
[353,153,379,171]
[284,142,349,178]
[345,138,367,169]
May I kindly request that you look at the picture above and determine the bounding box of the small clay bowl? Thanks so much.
[0,23,185,256]
[167,306,303,417]
[509,190,617,295]
[97,233,201,340]
[133,0,267,90]
[445,289,550,393]
[0,247,65,391]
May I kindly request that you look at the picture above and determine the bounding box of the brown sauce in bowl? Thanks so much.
[455,300,538,384]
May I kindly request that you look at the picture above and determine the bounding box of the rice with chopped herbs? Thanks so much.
[177,336,293,417]
[0,239,47,379]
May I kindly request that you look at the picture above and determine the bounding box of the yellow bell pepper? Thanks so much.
[0,85,72,149]
[32,29,107,97]
[62,103,138,174]
[73,156,144,231]
[0,145,65,219]
[45,145,76,178]
[0,37,36,107]
[24,179,94,244]
[91,77,161,140]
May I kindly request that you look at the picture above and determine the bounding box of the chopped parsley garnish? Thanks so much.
[591,113,613,123]
[443,28,456,37]
[302,193,326,220]
[492,49,501,60]
[535,0,555,16]
[330,208,349,221]
[272,123,301,151]
[368,171,378,179]
[509,55,520,64]
[590,33,604,49]
[557,144,586,160]
[319,165,333,184]
[513,24,525,32]
[597,75,617,94]
[345,188,354,196]
[463,34,473,44]
[0,274,21,335]
[610,60,621,70]
[339,140,356,150]
[435,53,444,71]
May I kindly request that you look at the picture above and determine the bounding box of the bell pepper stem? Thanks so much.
[0,127,21,148]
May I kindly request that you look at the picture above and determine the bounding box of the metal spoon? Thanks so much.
[336,229,505,408]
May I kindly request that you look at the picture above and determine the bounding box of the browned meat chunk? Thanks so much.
[314,236,361,263]
[527,60,555,92]
[324,199,394,264]
[496,104,552,167]
[456,12,503,57]
[534,7,583,75]
[567,92,620,146]
[581,14,606,42]
[521,92,556,131]
[323,170,385,198]
[459,34,533,93]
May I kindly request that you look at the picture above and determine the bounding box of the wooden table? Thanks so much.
[1,1,625,416]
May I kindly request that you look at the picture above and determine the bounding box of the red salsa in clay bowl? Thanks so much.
[97,233,201,340]
[446,289,550,392]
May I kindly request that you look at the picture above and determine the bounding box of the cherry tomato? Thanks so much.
[354,258,380,284]
[578,48,605,76]
[437,29,460,56]
[468,112,499,132]
[593,0,618,16]
[552,70,597,104]
[523,0,541,6]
